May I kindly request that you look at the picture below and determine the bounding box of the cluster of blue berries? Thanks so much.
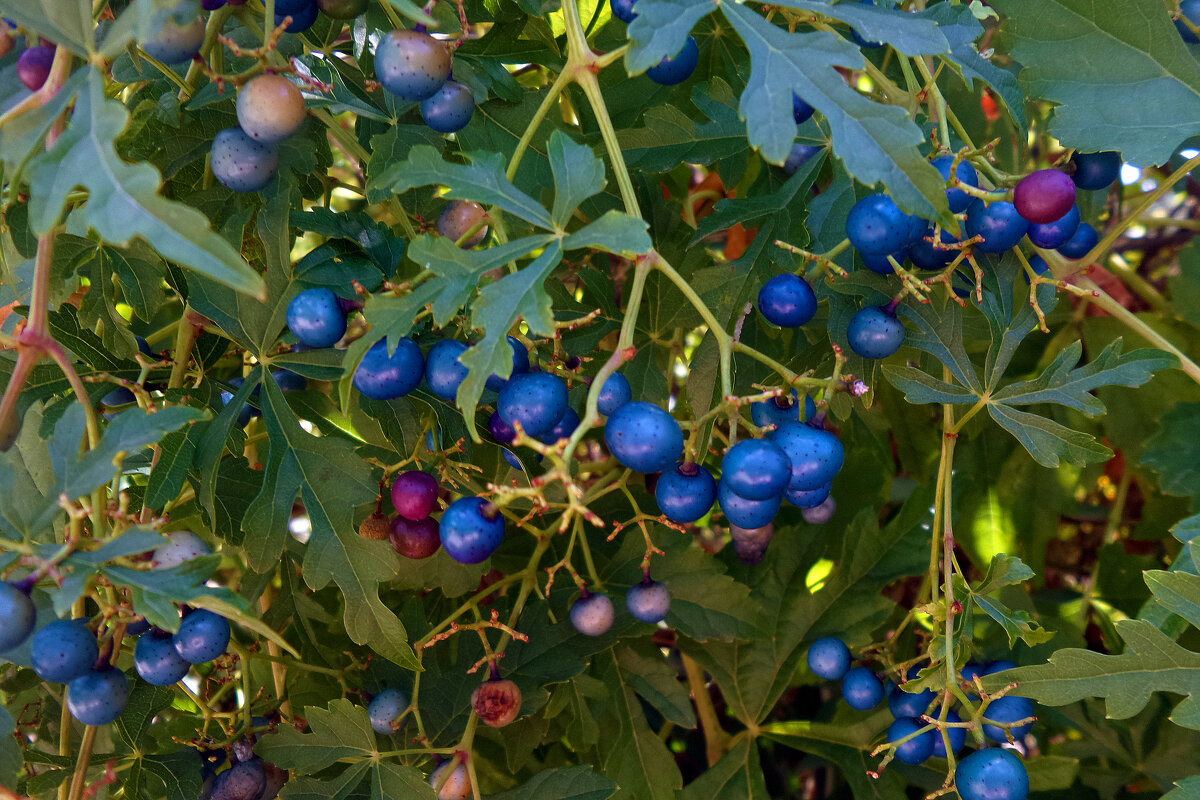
[609,0,700,86]
[211,72,308,193]
[199,729,290,800]
[374,29,474,134]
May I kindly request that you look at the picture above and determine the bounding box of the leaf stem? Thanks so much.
[65,725,97,800]
[682,652,730,766]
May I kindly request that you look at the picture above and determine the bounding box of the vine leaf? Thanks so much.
[1141,403,1200,499]
[761,714,910,800]
[548,131,607,227]
[1163,776,1200,800]
[27,70,265,298]
[721,6,950,221]
[776,0,950,56]
[677,736,771,800]
[1173,515,1200,545]
[487,766,617,800]
[624,0,718,74]
[955,554,1053,647]
[990,0,1200,165]
[0,0,91,55]
[1144,571,1200,630]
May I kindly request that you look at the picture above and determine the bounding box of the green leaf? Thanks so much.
[1163,776,1200,800]
[136,751,205,800]
[0,0,91,55]
[958,554,1052,646]
[1143,403,1200,499]
[980,619,1200,730]
[761,714,910,800]
[548,131,607,228]
[561,210,652,256]
[677,736,770,800]
[1173,515,1200,545]
[720,6,949,220]
[615,641,697,728]
[28,70,265,298]
[1145,570,1200,630]
[776,0,950,56]
[882,365,978,404]
[987,403,1112,468]
[257,698,376,772]
[380,0,437,27]
[486,766,617,800]
[114,682,176,750]
[692,150,826,243]
[990,0,1200,165]
[0,707,20,788]
[624,0,717,73]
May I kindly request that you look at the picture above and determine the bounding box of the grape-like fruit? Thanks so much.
[286,288,347,348]
[757,274,817,328]
[367,687,409,734]
[429,761,471,800]
[751,391,816,428]
[489,411,517,445]
[211,760,266,800]
[437,200,488,248]
[847,305,905,360]
[135,628,192,685]
[498,372,569,437]
[275,1,318,33]
[860,248,907,274]
[1027,204,1080,249]
[153,530,211,569]
[955,749,1029,800]
[142,2,206,64]
[67,667,130,726]
[317,0,368,18]
[440,497,505,564]
[646,35,698,85]
[982,694,1035,742]
[354,337,425,400]
[888,717,935,765]
[540,407,580,444]
[783,144,823,176]
[604,401,684,473]
[931,154,979,213]
[391,470,439,520]
[425,339,470,400]
[626,580,670,624]
[785,482,831,509]
[841,666,884,710]
[211,128,279,193]
[173,609,231,664]
[806,637,850,680]
[769,422,845,491]
[964,199,1029,254]
[655,462,717,523]
[983,659,1018,675]
[1070,150,1121,191]
[257,761,289,800]
[729,522,774,564]
[932,709,966,758]
[471,678,522,727]
[1057,221,1098,260]
[570,592,615,636]
[888,670,934,719]
[421,81,474,134]
[721,439,791,500]
[31,619,99,683]
[611,0,638,23]
[597,372,633,416]
[1014,168,1077,224]
[909,227,957,270]
[0,582,36,651]
[717,480,782,529]
[237,74,306,143]
[847,194,918,256]
[793,93,814,125]
[388,516,441,559]
[486,335,529,392]
[374,29,451,102]
[17,46,54,91]
[801,494,836,523]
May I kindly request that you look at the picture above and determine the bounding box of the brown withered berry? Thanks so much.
[471,678,522,728]
[358,511,389,540]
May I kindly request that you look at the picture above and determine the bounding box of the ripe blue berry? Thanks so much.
[31,619,99,683]
[721,439,791,500]
[909,227,958,270]
[368,688,410,734]
[955,748,1030,800]
[982,694,1035,742]
[793,93,814,125]
[173,609,231,664]
[930,154,980,213]
[757,274,817,328]
[135,628,192,685]
[611,0,638,22]
[783,144,823,176]
[604,401,684,473]
[730,522,775,564]
[801,494,836,523]
[153,530,211,569]
[847,194,917,256]
[806,637,851,680]
[421,80,475,134]
[655,462,716,523]
[0,582,35,651]
[211,760,267,800]
[888,717,935,765]
[964,199,1029,254]
[841,666,884,710]
[717,480,782,529]
[1027,204,1080,249]
[1057,221,1098,259]
[276,2,318,33]
[597,372,633,416]
[498,372,569,437]
[626,580,670,624]
[354,337,425,400]
[66,667,130,726]
[769,422,845,491]
[375,29,451,102]
[17,46,54,91]
[274,368,306,392]
[983,659,1018,675]
[1070,151,1122,190]
[438,200,489,249]
[751,390,816,428]
[888,671,935,719]
[211,128,279,193]
[489,411,517,444]
[1014,168,1077,224]
[142,2,206,64]
[786,482,831,509]
[237,74,305,143]
[440,497,505,564]
[540,407,580,444]
[486,336,529,392]
[646,35,698,86]
[425,339,469,400]
[570,592,615,636]
[847,305,905,359]
[860,248,907,274]
[932,709,966,758]
[287,288,347,348]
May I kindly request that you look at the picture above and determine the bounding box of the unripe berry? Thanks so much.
[375,29,451,102]
[471,678,522,728]
[729,522,774,564]
[437,200,488,248]
[17,46,55,92]
[237,74,306,143]
[570,592,615,636]
[429,761,471,800]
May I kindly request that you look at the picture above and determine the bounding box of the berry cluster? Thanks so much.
[211,72,307,193]
[609,1,699,86]
[374,29,474,134]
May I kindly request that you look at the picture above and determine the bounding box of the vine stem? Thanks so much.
[682,652,730,766]
[65,726,97,800]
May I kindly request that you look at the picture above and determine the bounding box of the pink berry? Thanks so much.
[1013,169,1076,224]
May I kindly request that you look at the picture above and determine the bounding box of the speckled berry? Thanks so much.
[368,687,410,734]
[1057,221,1098,260]
[211,760,266,800]
[841,666,884,710]
[930,154,979,213]
[964,199,1029,254]
[485,335,529,392]
[374,29,451,102]
[31,619,99,683]
[135,628,192,685]
[1013,168,1077,224]
[17,46,54,91]
[847,193,919,256]
[801,494,836,523]
[955,748,1029,800]
[626,580,670,624]
[717,480,781,529]
[646,35,698,85]
[211,127,279,193]
[440,497,504,564]
[785,482,831,509]
[597,372,633,416]
[354,337,425,400]
[888,717,935,765]
[757,274,817,328]
[472,678,522,728]
[721,439,791,500]
[388,515,441,559]
[539,407,580,444]
[275,1,318,32]
[438,200,488,248]
[153,530,211,569]
[932,709,966,758]
[425,339,470,400]
[498,372,569,437]
[847,305,905,360]
[1027,204,1080,249]
[570,592,615,636]
[66,667,130,726]
[751,391,816,429]
[391,470,438,520]
[237,74,306,143]
[982,694,1035,742]
[173,609,231,664]
[0,582,35,651]
[769,422,845,491]
[142,2,206,64]
[286,288,347,348]
[421,80,474,134]
[807,636,850,680]
[604,401,684,474]
[655,462,716,523]
[489,411,517,444]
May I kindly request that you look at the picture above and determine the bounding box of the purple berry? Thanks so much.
[626,580,670,624]
[570,592,615,636]
[391,471,439,520]
[375,29,451,102]
[388,516,441,559]
[17,45,54,91]
[1013,169,1077,224]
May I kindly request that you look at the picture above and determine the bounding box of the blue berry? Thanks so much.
[655,462,717,523]
[611,0,637,22]
[888,717,935,765]
[485,336,529,392]
[604,401,684,473]
[277,1,317,29]
[135,628,191,685]
[142,2,206,64]
[489,411,517,444]
[275,0,314,12]
[955,749,1029,800]
[860,248,908,274]
[173,609,231,664]
[125,619,152,636]
[783,144,823,176]
[540,407,580,444]
[0,582,35,651]
[847,194,917,256]
[1070,151,1122,190]
[964,199,1029,253]
[888,673,935,719]
[440,497,505,564]
[354,337,425,400]
[932,709,966,758]
[626,580,670,624]
[570,593,615,636]
[31,620,99,683]
[421,81,474,134]
[211,760,266,800]
[769,422,845,491]
[721,439,791,500]
[368,688,410,734]
[211,128,279,193]
[757,274,817,327]
[931,155,979,213]
[982,694,1035,742]
[287,288,347,348]
[425,339,469,400]
[909,227,958,270]
[785,482,831,509]
[1178,0,1200,42]
[1027,204,1080,249]
[983,659,1018,675]
[1057,221,1098,259]
[67,667,130,726]
[793,93,814,125]
[498,372,569,437]
[646,36,698,86]
[847,305,905,359]
[750,391,816,428]
[807,637,851,680]
[841,666,884,710]
[375,29,450,102]
[597,372,633,416]
[717,480,782,529]
[274,369,306,391]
